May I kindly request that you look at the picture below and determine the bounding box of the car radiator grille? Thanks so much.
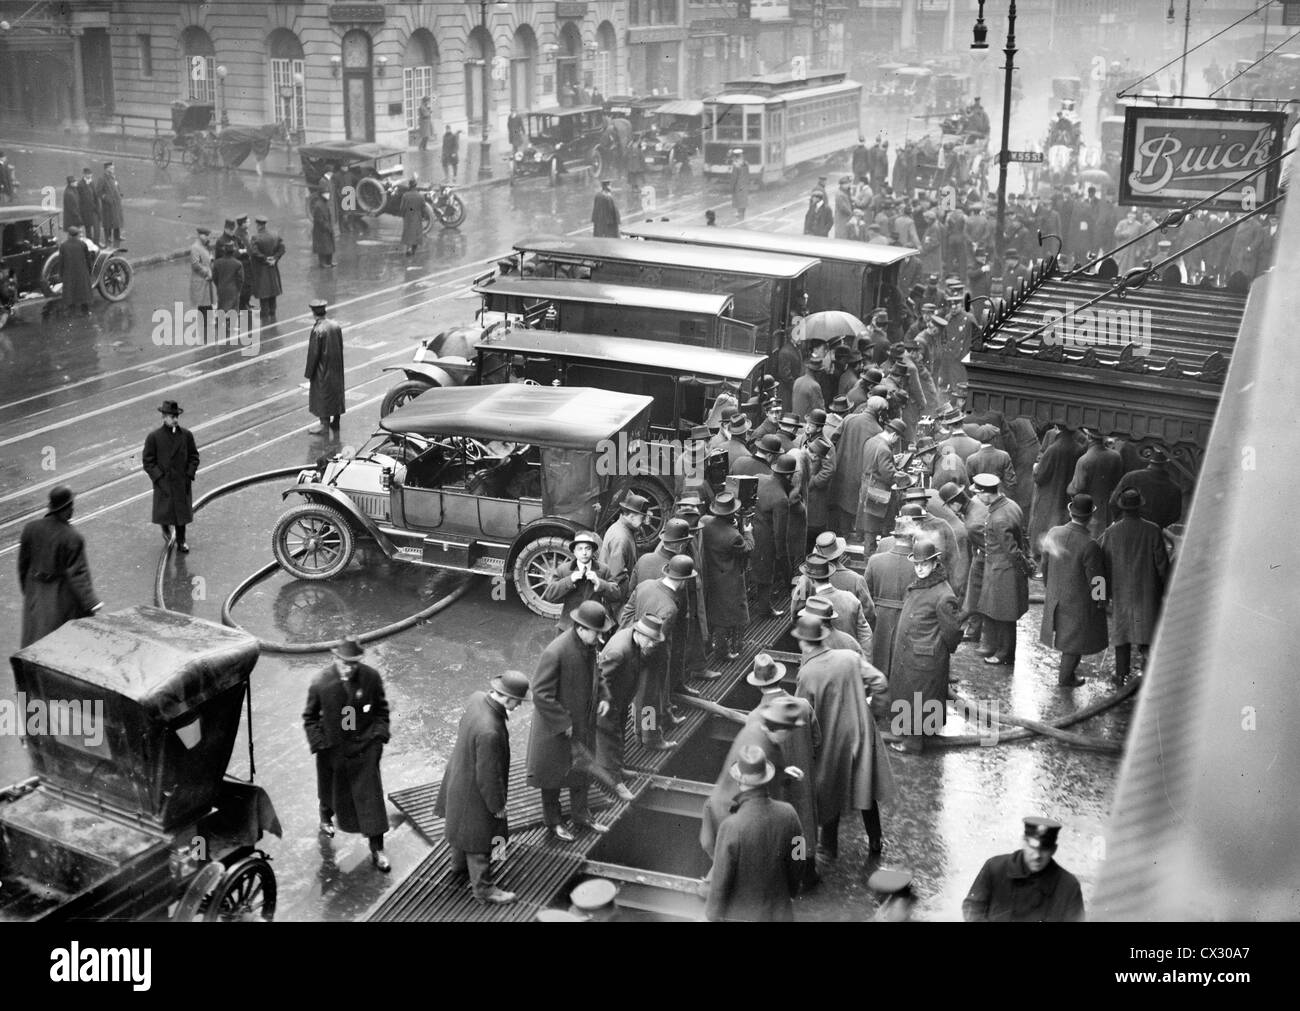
[351,493,390,522]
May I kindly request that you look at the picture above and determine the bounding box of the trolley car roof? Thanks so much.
[476,330,766,379]
[621,223,918,266]
[379,385,654,449]
[474,276,736,315]
[513,235,818,278]
[710,80,862,105]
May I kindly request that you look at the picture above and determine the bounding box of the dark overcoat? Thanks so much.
[95,173,123,231]
[249,229,285,298]
[597,516,639,605]
[832,412,880,515]
[142,424,199,526]
[303,662,391,836]
[1006,418,1040,516]
[890,570,963,739]
[541,559,618,630]
[435,691,510,853]
[855,433,897,533]
[795,646,895,816]
[976,496,1031,621]
[17,515,100,647]
[752,476,803,589]
[310,194,336,257]
[1099,514,1169,646]
[592,191,621,237]
[58,235,94,306]
[398,187,425,247]
[705,791,803,922]
[701,719,790,858]
[75,178,99,226]
[305,318,346,418]
[525,627,599,790]
[803,441,836,529]
[1067,445,1125,538]
[1109,468,1183,529]
[962,851,1085,922]
[62,184,83,228]
[701,514,751,628]
[211,256,244,312]
[865,541,913,674]
[1039,521,1108,654]
[1029,433,1085,553]
[594,627,647,776]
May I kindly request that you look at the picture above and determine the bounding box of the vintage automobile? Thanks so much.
[511,106,608,181]
[299,141,466,232]
[645,99,705,171]
[932,72,972,116]
[603,94,673,135]
[272,385,655,617]
[2,606,281,922]
[0,206,133,327]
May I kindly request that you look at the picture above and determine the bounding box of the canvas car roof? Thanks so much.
[380,385,654,449]
[0,205,59,225]
[621,222,917,266]
[475,276,735,316]
[476,329,766,380]
[514,235,818,279]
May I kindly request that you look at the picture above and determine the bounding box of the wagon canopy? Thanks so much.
[380,385,654,450]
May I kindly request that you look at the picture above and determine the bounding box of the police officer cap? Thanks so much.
[309,299,328,313]
[1023,817,1062,849]
[570,878,618,911]
[254,215,268,224]
[868,868,914,897]
[972,473,1001,492]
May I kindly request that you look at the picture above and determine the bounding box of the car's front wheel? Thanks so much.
[380,378,433,418]
[511,535,571,618]
[273,502,357,580]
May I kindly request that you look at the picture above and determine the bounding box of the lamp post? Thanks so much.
[476,1,510,180]
[971,0,1016,265]
[1167,1,1191,98]
[216,64,229,128]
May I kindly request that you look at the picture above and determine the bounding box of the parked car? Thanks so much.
[299,141,466,232]
[603,94,673,136]
[511,106,609,182]
[272,385,654,618]
[645,99,705,171]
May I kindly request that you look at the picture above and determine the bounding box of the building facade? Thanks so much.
[0,1,632,146]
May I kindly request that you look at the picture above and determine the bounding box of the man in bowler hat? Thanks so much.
[142,400,200,552]
[305,299,345,435]
[435,671,531,904]
[963,817,1085,921]
[18,487,103,647]
[304,637,393,872]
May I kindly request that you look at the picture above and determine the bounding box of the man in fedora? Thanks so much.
[865,511,915,677]
[142,400,200,552]
[303,636,392,871]
[890,535,965,753]
[598,492,647,610]
[435,671,531,904]
[1067,428,1124,538]
[1039,494,1107,688]
[619,554,695,751]
[701,491,752,662]
[856,418,905,554]
[752,453,804,618]
[595,614,664,799]
[1109,445,1183,529]
[1029,422,1085,562]
[57,223,93,317]
[792,553,871,653]
[718,410,753,470]
[793,614,894,861]
[704,745,804,922]
[527,600,616,841]
[18,487,103,647]
[970,473,1032,666]
[792,354,826,420]
[542,530,618,632]
[631,517,693,588]
[306,299,345,436]
[799,595,862,655]
[733,433,782,478]
[1099,488,1170,684]
[963,817,1085,922]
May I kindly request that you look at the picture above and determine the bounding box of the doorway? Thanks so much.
[342,29,374,141]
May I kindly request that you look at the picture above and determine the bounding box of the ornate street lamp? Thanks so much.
[476,1,511,180]
[971,0,1016,265]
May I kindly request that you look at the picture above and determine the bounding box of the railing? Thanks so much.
[87,111,170,138]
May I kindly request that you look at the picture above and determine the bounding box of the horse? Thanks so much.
[219,121,291,176]
[600,117,632,172]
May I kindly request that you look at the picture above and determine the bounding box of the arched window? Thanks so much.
[465,25,495,123]
[268,28,306,132]
[403,29,439,131]
[594,21,616,100]
[556,21,582,106]
[180,26,216,104]
[511,25,537,112]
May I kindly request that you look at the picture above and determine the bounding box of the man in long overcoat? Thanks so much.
[865,519,914,675]
[594,615,663,795]
[542,530,619,633]
[249,215,285,322]
[889,536,964,753]
[591,180,620,237]
[856,420,904,551]
[730,150,750,220]
[1040,494,1108,687]
[970,473,1031,666]
[311,185,337,266]
[18,486,102,647]
[1098,489,1170,683]
[597,492,647,609]
[701,492,751,660]
[1108,447,1183,529]
[95,161,123,244]
[793,616,895,858]
[618,556,692,750]
[189,228,213,317]
[57,225,94,315]
[61,175,82,229]
[398,178,424,257]
[830,398,884,536]
[434,671,529,904]
[75,167,100,243]
[1067,429,1124,538]
[526,601,614,842]
[142,399,199,551]
[704,746,803,922]
[1029,424,1085,560]
[752,459,804,617]
[233,214,253,310]
[211,242,244,315]
[305,300,345,435]
[303,637,392,871]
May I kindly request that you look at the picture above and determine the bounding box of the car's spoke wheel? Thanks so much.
[272,503,356,580]
[625,478,675,552]
[439,194,466,229]
[201,856,277,922]
[98,257,133,301]
[39,251,62,298]
[512,536,572,618]
[380,379,433,418]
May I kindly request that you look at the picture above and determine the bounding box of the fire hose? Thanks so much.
[153,466,472,654]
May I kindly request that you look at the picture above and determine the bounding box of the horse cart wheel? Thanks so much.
[202,855,278,922]
[590,149,606,179]
[152,137,172,168]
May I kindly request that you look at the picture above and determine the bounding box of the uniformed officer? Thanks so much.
[962,817,1085,922]
[567,877,620,921]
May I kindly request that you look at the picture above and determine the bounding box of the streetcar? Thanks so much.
[702,70,863,186]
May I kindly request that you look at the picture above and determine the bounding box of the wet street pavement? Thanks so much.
[0,128,1130,921]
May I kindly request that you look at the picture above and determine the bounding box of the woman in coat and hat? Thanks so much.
[18,487,102,647]
[889,535,965,754]
[142,400,200,551]
[303,637,392,871]
[435,671,530,904]
[541,531,618,633]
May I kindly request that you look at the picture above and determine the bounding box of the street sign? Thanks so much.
[1004,150,1044,164]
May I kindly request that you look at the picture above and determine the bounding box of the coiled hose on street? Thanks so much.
[153,466,471,653]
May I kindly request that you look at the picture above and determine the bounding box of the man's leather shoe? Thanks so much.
[666,710,687,727]
[319,821,335,838]
[480,887,517,905]
[176,542,190,554]
[308,424,326,435]
[975,646,996,657]
[576,819,610,835]
[767,605,787,618]
[1058,677,1086,688]
[614,782,636,802]
[548,824,576,843]
[371,851,391,873]
[693,669,723,681]
[643,738,679,751]
[983,654,1011,665]
[675,683,702,697]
